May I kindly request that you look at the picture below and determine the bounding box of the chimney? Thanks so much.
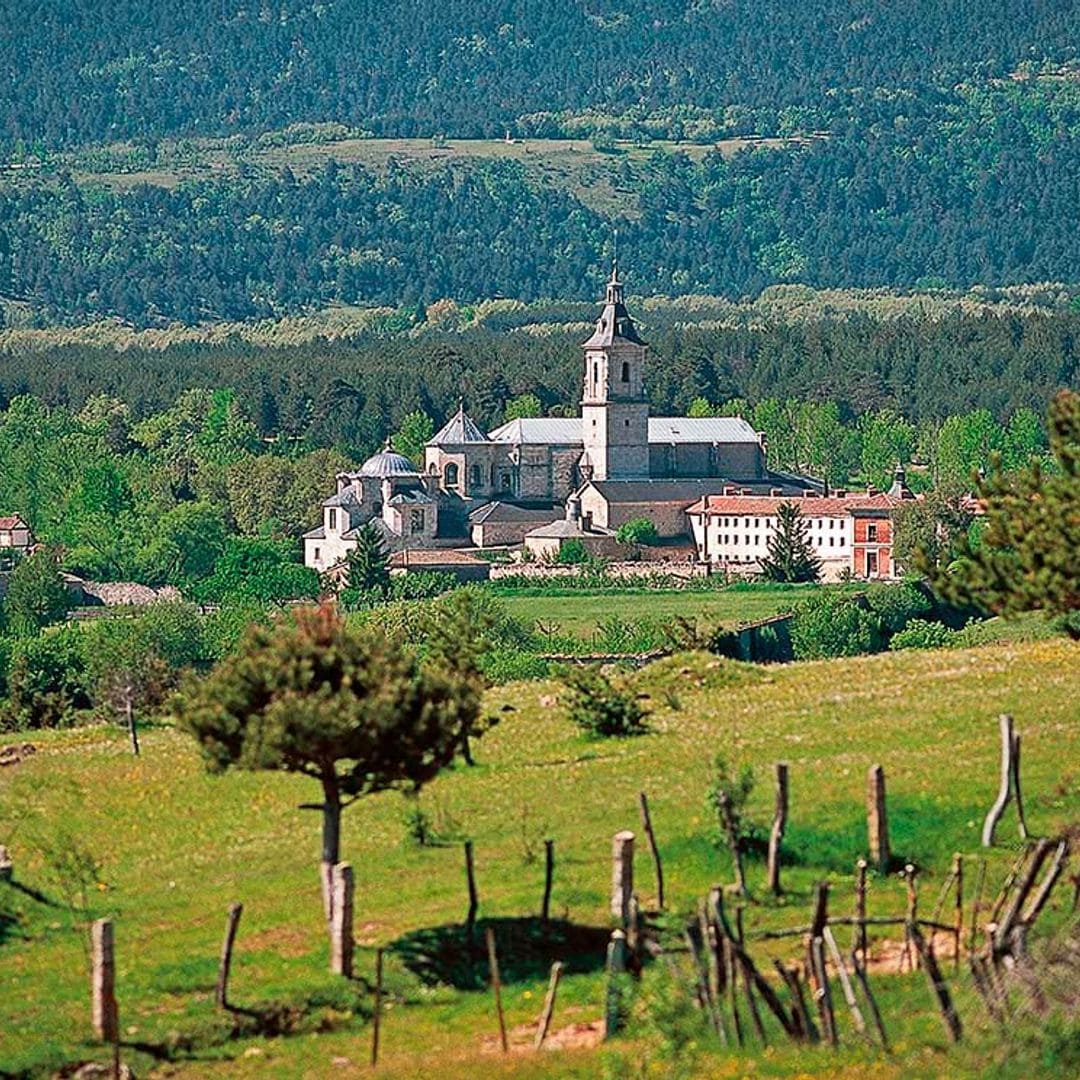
[723,485,736,496]
[566,495,582,524]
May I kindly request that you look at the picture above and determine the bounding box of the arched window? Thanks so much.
[621,361,630,382]
[444,462,459,486]
[470,463,482,487]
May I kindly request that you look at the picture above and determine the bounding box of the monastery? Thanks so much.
[303,264,833,572]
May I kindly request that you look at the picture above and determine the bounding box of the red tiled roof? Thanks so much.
[686,493,901,517]
[0,515,28,530]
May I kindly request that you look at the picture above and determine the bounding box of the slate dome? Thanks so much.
[358,443,420,478]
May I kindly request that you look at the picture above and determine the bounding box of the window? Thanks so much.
[868,523,878,542]
[470,463,481,487]
[867,550,879,577]
[621,361,630,382]
[500,472,511,490]
[593,361,599,387]
[444,463,459,486]
[314,547,321,562]
[829,537,835,547]
[624,418,630,427]
[410,510,425,535]
[328,508,337,530]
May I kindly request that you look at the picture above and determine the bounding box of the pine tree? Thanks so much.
[345,521,390,594]
[760,503,822,583]
[925,390,1079,637]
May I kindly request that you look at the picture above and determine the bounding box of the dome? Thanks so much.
[358,443,420,479]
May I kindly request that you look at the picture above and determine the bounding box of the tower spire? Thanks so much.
[611,227,619,283]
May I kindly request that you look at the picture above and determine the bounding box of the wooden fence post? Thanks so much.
[604,929,627,1039]
[371,947,383,1067]
[908,922,962,1042]
[638,792,665,910]
[807,882,837,1047]
[767,762,789,896]
[541,839,554,926]
[900,864,919,972]
[215,902,243,1009]
[717,791,747,897]
[1011,730,1029,840]
[330,862,354,978]
[611,831,635,924]
[953,854,964,973]
[982,714,1015,847]
[866,764,890,872]
[464,840,479,941]
[0,845,12,882]
[486,927,508,1053]
[855,858,869,965]
[534,961,564,1050]
[91,918,119,1044]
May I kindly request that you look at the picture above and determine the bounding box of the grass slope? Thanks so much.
[1,637,1078,1078]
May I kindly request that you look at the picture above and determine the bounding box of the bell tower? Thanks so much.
[580,260,650,481]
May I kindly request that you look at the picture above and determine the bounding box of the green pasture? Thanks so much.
[2,636,1078,1078]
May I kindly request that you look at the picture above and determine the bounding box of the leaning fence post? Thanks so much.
[604,929,627,1039]
[767,762,789,896]
[534,960,564,1050]
[867,764,890,872]
[91,918,119,1044]
[486,927,509,1053]
[909,922,963,1043]
[982,714,1015,847]
[215,902,243,1009]
[330,862,354,978]
[953,854,964,973]
[611,831,635,925]
[638,792,665,909]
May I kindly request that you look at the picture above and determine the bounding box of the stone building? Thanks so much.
[423,264,814,542]
[303,444,442,572]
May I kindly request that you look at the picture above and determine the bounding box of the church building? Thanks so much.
[424,263,817,543]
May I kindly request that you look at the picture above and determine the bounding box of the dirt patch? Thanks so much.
[241,925,312,959]
[864,930,959,975]
[481,1017,603,1054]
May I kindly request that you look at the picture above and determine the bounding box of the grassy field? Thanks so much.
[2,636,1078,1078]
[495,585,808,638]
[45,135,802,215]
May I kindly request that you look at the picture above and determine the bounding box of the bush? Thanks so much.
[615,517,659,546]
[790,592,882,660]
[561,666,648,738]
[864,582,932,636]
[2,626,92,729]
[888,618,957,651]
[555,538,589,565]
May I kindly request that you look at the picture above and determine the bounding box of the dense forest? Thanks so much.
[2,1,1079,148]
[1,310,1074,438]
[6,72,1080,322]
[1,6,1080,323]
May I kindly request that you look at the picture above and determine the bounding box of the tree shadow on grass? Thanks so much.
[390,916,611,991]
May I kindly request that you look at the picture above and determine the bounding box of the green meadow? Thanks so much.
[2,636,1078,1078]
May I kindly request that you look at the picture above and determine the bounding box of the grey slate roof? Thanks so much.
[586,475,819,503]
[303,525,326,539]
[469,500,561,525]
[358,445,421,478]
[387,489,435,506]
[525,517,614,539]
[487,416,761,446]
[429,407,490,446]
[580,272,646,347]
[322,489,364,509]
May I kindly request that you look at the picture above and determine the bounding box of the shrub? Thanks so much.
[561,666,648,738]
[555,538,589,565]
[704,754,766,854]
[790,592,882,660]
[615,517,659,546]
[889,618,957,650]
[864,582,932,636]
[2,626,92,729]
